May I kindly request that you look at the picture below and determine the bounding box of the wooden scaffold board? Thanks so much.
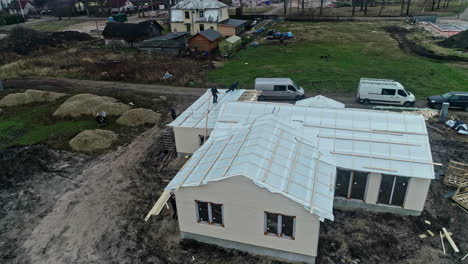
[452,182,468,212]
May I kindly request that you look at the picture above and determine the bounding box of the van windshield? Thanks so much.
[441,92,453,99]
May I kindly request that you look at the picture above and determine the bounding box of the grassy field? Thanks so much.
[0,99,96,149]
[207,21,468,98]
[24,19,86,32]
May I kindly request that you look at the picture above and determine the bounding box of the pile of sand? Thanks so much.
[116,108,161,127]
[0,89,67,107]
[53,94,129,118]
[69,129,117,152]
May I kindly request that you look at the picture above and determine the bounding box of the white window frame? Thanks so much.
[264,212,296,240]
[335,169,369,200]
[195,200,224,227]
[199,10,204,18]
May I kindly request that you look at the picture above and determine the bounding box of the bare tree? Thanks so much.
[379,0,385,16]
[283,0,287,16]
[352,0,356,16]
[364,0,368,15]
[319,0,324,15]
[406,0,411,15]
[400,0,405,15]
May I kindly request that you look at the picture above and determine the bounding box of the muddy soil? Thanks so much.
[386,26,468,62]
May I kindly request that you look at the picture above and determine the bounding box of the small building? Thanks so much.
[189,28,222,52]
[101,20,163,48]
[428,21,468,37]
[139,32,188,56]
[217,18,247,36]
[7,0,36,15]
[219,35,241,55]
[170,0,229,35]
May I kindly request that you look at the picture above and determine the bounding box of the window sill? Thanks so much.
[264,232,295,240]
[197,220,224,228]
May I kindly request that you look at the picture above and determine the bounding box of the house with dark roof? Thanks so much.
[139,32,189,56]
[101,20,164,48]
[218,18,247,36]
[189,28,222,52]
[170,0,246,36]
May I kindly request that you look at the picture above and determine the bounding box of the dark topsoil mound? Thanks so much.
[439,29,468,50]
[0,27,94,55]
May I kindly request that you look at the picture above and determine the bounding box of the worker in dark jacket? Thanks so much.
[211,87,219,103]
[170,106,177,120]
[169,192,177,220]
[226,82,239,93]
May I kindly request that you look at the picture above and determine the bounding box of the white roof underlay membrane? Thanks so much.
[166,118,337,221]
[295,95,345,108]
[169,89,245,128]
[214,102,435,180]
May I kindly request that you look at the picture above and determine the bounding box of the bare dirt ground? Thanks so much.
[1,79,467,264]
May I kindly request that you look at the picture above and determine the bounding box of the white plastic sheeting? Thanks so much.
[296,95,345,108]
[166,118,337,221]
[215,102,435,180]
[172,0,227,9]
[169,89,245,128]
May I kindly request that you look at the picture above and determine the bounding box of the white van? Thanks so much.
[357,78,416,106]
[255,78,305,101]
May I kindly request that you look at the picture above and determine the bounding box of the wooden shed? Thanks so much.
[218,18,247,36]
[189,28,222,52]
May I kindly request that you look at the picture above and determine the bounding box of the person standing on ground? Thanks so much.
[170,106,177,120]
[226,82,239,93]
[211,86,219,103]
[169,192,177,220]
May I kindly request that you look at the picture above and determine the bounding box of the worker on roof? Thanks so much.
[226,82,239,93]
[211,87,219,103]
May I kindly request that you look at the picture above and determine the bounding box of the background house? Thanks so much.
[218,18,246,36]
[170,0,229,35]
[101,20,163,48]
[139,32,188,56]
[188,28,222,52]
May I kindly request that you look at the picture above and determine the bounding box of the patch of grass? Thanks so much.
[208,21,468,98]
[25,19,86,32]
[0,100,96,149]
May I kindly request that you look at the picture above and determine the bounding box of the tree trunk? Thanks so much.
[289,0,293,17]
[431,0,436,10]
[364,0,368,15]
[436,0,441,8]
[320,0,324,15]
[352,0,356,15]
[421,0,427,13]
[360,0,364,10]
[406,0,411,14]
[284,0,287,16]
[400,0,405,15]
[446,0,450,7]
[379,0,385,16]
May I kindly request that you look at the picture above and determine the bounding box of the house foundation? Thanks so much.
[181,232,316,264]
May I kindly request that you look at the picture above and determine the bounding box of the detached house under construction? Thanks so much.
[147,96,435,263]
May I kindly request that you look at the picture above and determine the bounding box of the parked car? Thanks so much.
[357,78,415,106]
[427,91,468,111]
[255,78,305,101]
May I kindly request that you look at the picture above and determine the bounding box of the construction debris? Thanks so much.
[425,220,431,225]
[452,182,468,212]
[462,252,468,261]
[440,231,446,254]
[419,234,428,239]
[442,228,460,253]
[443,160,468,187]
[427,230,435,236]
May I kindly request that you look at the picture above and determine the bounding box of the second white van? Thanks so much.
[255,78,305,101]
[357,78,415,107]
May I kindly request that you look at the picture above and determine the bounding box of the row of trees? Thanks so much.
[281,0,455,17]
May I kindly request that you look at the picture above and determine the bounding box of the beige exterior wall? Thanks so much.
[175,176,321,257]
[173,127,213,154]
[364,172,381,204]
[171,7,228,35]
[404,178,431,211]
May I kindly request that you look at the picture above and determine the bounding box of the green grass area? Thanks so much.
[0,100,96,149]
[208,21,468,98]
[24,19,86,32]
